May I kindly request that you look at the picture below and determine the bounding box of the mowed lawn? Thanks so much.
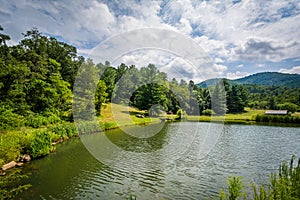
[98,103,161,128]
[99,104,298,126]
[187,108,266,123]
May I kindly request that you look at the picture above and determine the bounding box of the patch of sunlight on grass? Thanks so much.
[99,103,161,129]
[187,108,266,123]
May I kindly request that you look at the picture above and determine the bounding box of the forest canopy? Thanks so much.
[0,26,299,130]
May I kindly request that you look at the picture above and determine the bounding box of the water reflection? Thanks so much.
[20,122,300,199]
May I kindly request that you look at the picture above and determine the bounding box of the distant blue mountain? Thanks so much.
[196,72,300,88]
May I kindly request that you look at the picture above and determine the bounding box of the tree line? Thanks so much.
[1,26,299,130]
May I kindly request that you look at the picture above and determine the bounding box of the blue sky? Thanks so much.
[1,0,300,82]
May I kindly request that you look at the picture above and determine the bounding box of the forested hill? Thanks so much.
[197,72,300,88]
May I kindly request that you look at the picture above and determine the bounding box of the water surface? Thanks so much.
[21,122,300,199]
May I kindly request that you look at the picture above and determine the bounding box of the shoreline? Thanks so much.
[1,114,299,173]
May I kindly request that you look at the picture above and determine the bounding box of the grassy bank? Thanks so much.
[187,108,300,125]
[187,108,265,123]
[1,106,298,167]
[0,103,164,198]
[98,103,161,129]
[0,103,162,167]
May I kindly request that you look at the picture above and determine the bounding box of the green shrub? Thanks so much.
[76,121,101,134]
[104,121,118,130]
[255,114,300,123]
[47,113,61,124]
[49,131,60,143]
[219,176,246,200]
[0,110,25,130]
[49,125,67,139]
[0,132,29,165]
[25,113,62,128]
[176,109,187,120]
[64,123,77,137]
[27,130,52,158]
[25,114,49,128]
[220,156,300,200]
[277,102,299,113]
[202,109,214,116]
[47,123,78,140]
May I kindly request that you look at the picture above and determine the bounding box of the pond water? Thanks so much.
[20,122,300,199]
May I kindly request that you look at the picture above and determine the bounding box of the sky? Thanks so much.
[1,0,300,83]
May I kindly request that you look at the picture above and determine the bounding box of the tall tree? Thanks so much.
[211,80,227,115]
[269,96,276,110]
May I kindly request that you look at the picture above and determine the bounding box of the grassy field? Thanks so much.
[98,103,162,129]
[99,104,271,125]
[187,108,265,123]
[99,105,300,125]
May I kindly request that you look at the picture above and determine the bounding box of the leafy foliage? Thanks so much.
[27,130,52,158]
[211,80,227,115]
[0,26,79,130]
[220,156,300,200]
[255,115,300,123]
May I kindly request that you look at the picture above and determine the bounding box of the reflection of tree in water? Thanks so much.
[105,123,171,153]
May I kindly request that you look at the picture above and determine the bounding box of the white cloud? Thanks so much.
[1,0,300,80]
[226,71,250,79]
[257,64,265,68]
[279,66,300,74]
[214,57,224,63]
[231,37,298,62]
[161,0,300,63]
[193,36,230,59]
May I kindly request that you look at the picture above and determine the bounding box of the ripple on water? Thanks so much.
[21,123,300,199]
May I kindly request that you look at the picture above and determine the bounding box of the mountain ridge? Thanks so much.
[196,72,300,88]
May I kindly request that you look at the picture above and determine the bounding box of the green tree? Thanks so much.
[73,59,101,120]
[269,96,276,110]
[277,102,298,113]
[98,64,117,101]
[211,80,227,115]
[227,85,248,113]
[0,25,10,46]
[95,80,108,116]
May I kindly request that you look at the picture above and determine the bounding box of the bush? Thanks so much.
[277,102,299,113]
[25,114,49,128]
[64,123,77,137]
[27,130,52,158]
[0,132,29,165]
[176,109,187,120]
[49,124,67,140]
[220,156,300,200]
[202,109,214,116]
[255,114,300,123]
[104,121,118,130]
[220,176,246,200]
[25,113,62,128]
[0,110,25,131]
[76,121,101,134]
[47,123,77,141]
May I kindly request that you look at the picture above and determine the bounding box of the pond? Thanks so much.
[20,122,300,199]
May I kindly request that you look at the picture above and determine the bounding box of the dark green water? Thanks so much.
[20,122,300,199]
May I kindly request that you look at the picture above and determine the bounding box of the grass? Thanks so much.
[98,103,162,129]
[187,108,265,123]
